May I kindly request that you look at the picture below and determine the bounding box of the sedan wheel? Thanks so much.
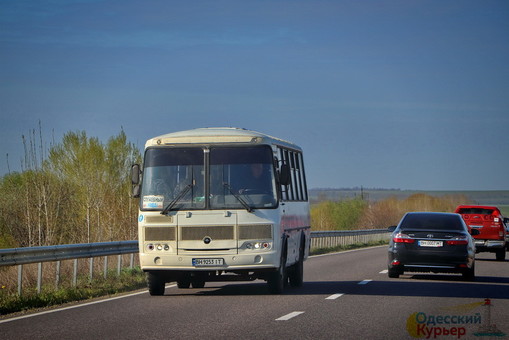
[388,267,400,278]
[462,263,475,281]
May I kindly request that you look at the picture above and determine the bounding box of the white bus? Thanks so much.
[131,127,310,295]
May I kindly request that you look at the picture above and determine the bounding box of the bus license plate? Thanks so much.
[418,240,443,247]
[192,258,224,267]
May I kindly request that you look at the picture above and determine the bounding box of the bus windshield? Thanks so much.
[140,146,277,211]
[141,148,205,211]
[210,146,277,210]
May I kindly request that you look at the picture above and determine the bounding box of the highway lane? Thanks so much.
[1,246,508,339]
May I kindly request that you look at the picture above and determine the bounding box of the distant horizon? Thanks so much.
[309,187,509,192]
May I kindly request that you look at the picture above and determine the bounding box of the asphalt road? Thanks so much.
[1,246,508,340]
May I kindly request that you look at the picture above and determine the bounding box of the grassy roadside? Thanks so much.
[1,241,389,317]
[0,267,146,316]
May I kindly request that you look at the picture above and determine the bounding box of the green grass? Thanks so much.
[0,267,146,316]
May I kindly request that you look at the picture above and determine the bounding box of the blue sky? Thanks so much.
[1,0,508,190]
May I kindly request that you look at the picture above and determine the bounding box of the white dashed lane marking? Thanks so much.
[325,293,344,300]
[275,311,305,321]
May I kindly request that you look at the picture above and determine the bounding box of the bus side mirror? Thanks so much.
[131,164,140,184]
[131,164,141,198]
[279,163,291,186]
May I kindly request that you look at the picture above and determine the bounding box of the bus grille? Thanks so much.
[181,226,234,240]
[145,227,176,241]
[238,224,272,240]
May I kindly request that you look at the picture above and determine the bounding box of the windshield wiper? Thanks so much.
[161,183,193,215]
[223,182,253,213]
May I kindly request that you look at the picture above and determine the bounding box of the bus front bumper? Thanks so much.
[139,251,279,271]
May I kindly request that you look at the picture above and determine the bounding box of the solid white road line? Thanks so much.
[0,284,178,324]
[379,270,388,274]
[275,311,305,321]
[325,293,344,300]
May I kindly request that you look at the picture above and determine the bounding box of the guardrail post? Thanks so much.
[17,264,23,296]
[55,260,61,290]
[103,256,108,279]
[37,262,43,294]
[117,255,122,276]
[129,253,134,269]
[89,257,94,283]
[73,259,78,287]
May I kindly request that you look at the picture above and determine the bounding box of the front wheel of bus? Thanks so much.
[147,272,165,296]
[268,247,287,294]
[289,236,305,288]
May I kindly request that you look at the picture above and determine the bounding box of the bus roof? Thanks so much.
[145,127,301,151]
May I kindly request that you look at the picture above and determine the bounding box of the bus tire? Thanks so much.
[191,279,206,288]
[289,237,305,288]
[177,279,191,288]
[147,272,165,296]
[268,245,287,294]
[177,274,191,288]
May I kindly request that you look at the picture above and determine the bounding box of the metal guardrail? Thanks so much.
[311,229,390,249]
[0,231,389,268]
[0,230,390,295]
[0,241,139,296]
[0,241,139,267]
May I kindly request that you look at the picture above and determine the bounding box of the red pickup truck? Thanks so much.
[454,205,508,261]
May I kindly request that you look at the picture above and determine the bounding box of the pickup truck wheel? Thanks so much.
[495,248,506,261]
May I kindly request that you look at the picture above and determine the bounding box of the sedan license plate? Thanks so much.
[418,240,443,247]
[192,258,224,267]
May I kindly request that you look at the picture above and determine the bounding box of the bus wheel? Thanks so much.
[177,274,191,288]
[147,272,165,296]
[289,239,304,288]
[268,248,287,294]
[191,279,206,289]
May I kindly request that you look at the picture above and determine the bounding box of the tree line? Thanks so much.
[0,127,141,248]
[0,126,472,248]
[310,193,471,231]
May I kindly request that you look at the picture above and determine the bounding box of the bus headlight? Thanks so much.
[244,242,271,250]
[146,243,171,252]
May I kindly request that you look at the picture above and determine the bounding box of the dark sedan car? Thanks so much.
[387,212,479,280]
